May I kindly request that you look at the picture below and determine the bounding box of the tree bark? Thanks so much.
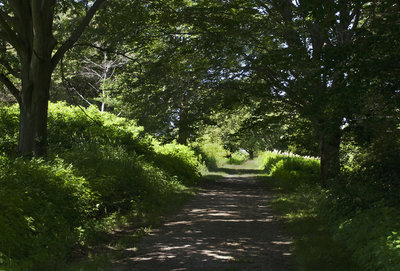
[18,98,49,156]
[15,0,55,156]
[319,128,342,187]
[177,125,190,145]
[0,0,106,156]
[248,150,254,160]
[177,105,191,145]
[18,61,52,156]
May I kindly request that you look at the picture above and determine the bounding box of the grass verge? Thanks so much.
[261,177,361,271]
[256,152,361,271]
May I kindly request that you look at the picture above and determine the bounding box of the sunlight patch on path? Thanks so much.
[110,163,294,271]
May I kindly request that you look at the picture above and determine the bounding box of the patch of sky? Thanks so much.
[340,117,349,130]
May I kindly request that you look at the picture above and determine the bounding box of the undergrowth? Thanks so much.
[191,141,227,171]
[226,151,249,165]
[256,151,400,271]
[0,102,202,270]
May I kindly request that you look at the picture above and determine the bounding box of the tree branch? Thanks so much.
[52,0,107,69]
[0,73,20,102]
[0,9,15,27]
[350,2,362,32]
[74,42,144,62]
[0,9,22,52]
[0,58,21,78]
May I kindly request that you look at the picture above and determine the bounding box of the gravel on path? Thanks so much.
[110,168,295,271]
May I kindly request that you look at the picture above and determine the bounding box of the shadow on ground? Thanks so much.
[107,164,294,271]
[212,166,266,176]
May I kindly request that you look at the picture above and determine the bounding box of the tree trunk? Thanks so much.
[18,59,52,156]
[319,129,341,187]
[18,97,49,157]
[2,0,105,156]
[177,106,191,145]
[249,150,254,160]
[177,127,190,145]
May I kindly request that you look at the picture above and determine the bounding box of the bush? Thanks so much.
[260,150,400,270]
[46,103,202,186]
[334,206,400,271]
[153,142,202,185]
[0,106,18,154]
[0,102,202,270]
[256,151,287,171]
[0,155,95,270]
[47,102,150,154]
[321,136,400,270]
[318,176,400,271]
[227,151,249,165]
[57,144,188,214]
[191,141,227,171]
[258,151,320,190]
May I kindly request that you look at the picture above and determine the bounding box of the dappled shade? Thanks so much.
[110,168,294,270]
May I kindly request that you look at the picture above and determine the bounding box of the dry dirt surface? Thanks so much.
[110,165,295,271]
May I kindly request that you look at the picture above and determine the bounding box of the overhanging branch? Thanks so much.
[52,0,107,69]
[0,10,21,52]
[74,42,142,62]
[0,58,21,78]
[0,73,20,102]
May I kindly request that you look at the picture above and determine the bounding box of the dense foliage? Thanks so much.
[0,0,399,270]
[258,151,400,270]
[0,102,202,270]
[0,156,94,270]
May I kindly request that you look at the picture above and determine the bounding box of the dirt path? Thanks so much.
[110,164,295,271]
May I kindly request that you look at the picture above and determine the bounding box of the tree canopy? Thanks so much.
[0,1,400,269]
[0,0,399,182]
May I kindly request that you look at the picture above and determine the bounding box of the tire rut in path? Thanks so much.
[110,173,295,271]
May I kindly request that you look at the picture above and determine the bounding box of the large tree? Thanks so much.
[249,0,400,185]
[134,0,398,185]
[0,0,105,156]
[242,0,361,185]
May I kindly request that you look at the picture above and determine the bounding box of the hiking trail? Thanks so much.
[110,161,295,271]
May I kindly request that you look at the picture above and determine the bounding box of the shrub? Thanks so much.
[46,103,202,187]
[47,102,150,154]
[227,150,249,165]
[0,155,95,270]
[0,102,201,270]
[258,151,319,190]
[153,142,202,185]
[256,151,286,171]
[0,106,18,154]
[57,144,189,214]
[261,150,400,270]
[191,141,227,171]
[334,206,400,271]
